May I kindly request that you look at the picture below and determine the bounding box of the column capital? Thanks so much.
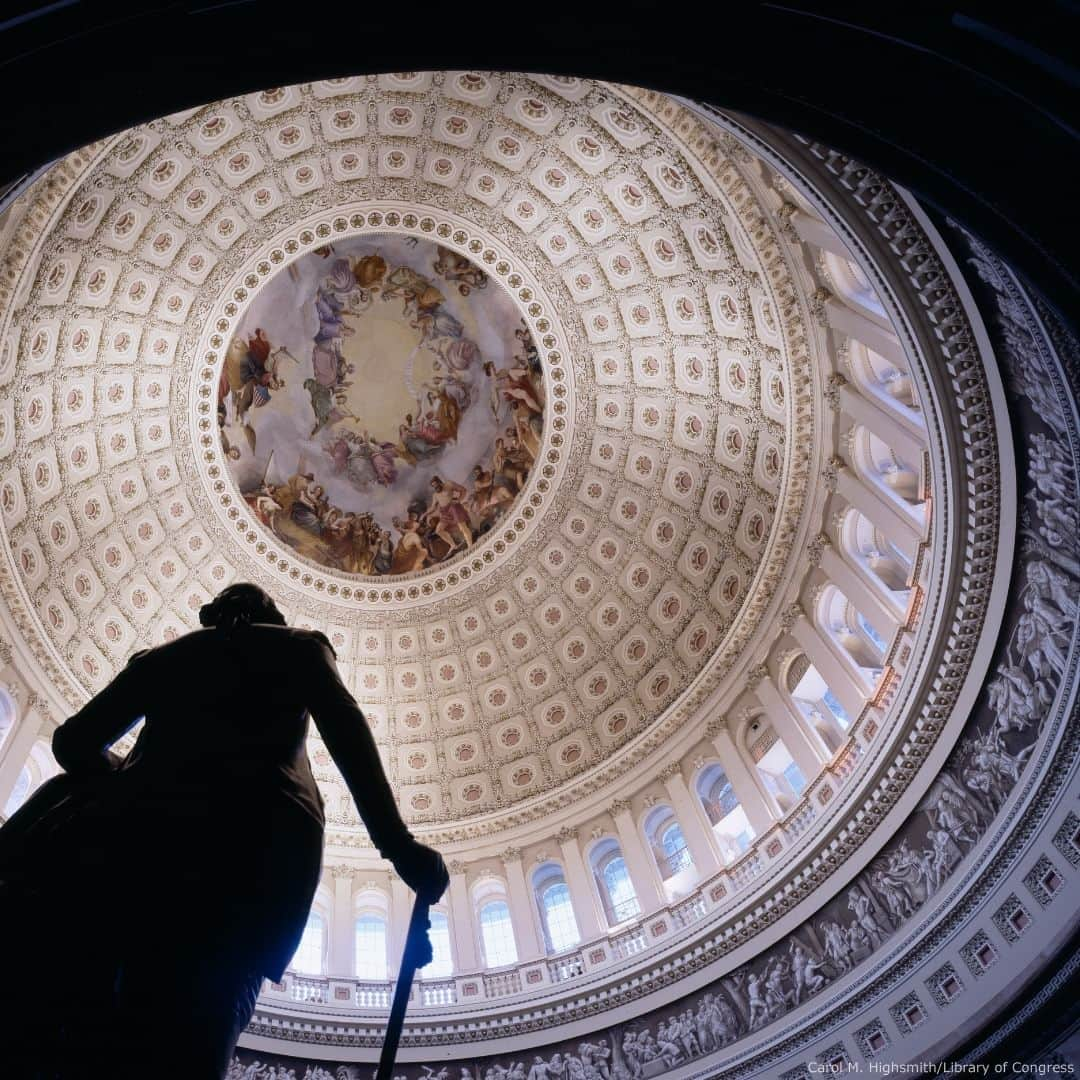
[779,601,805,632]
[555,825,579,844]
[448,858,469,876]
[608,797,632,815]
[823,371,848,410]
[809,286,834,327]
[704,715,729,739]
[500,846,522,864]
[807,531,832,567]
[658,762,683,782]
[329,863,355,881]
[746,663,769,687]
[822,454,846,492]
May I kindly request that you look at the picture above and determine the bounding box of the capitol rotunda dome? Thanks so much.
[0,69,1075,1079]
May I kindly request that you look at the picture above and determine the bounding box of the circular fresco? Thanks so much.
[218,234,543,576]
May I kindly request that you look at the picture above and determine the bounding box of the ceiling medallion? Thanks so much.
[193,207,573,608]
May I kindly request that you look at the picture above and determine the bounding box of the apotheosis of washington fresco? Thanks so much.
[219,235,543,576]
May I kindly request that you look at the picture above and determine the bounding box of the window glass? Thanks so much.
[3,766,31,818]
[601,856,640,923]
[823,689,850,728]
[290,912,325,975]
[857,612,887,652]
[424,911,454,978]
[355,914,387,980]
[783,760,807,796]
[660,823,693,875]
[479,901,518,968]
[541,882,580,952]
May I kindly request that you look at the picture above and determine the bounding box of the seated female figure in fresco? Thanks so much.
[0,583,448,1079]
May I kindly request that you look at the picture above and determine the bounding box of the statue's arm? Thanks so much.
[304,634,411,858]
[305,633,449,901]
[52,652,149,775]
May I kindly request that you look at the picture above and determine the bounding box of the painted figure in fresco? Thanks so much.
[619,1035,642,1080]
[847,888,885,947]
[483,359,544,417]
[0,584,448,1078]
[654,1022,683,1067]
[763,956,794,1018]
[789,941,828,1002]
[509,404,542,461]
[746,970,769,1029]
[219,331,295,451]
[423,476,473,553]
[820,918,853,974]
[434,244,489,295]
[390,514,430,575]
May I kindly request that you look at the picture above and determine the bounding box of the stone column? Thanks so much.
[704,720,777,837]
[659,764,721,879]
[820,542,902,646]
[556,826,603,941]
[0,701,43,808]
[837,380,925,468]
[447,861,477,972]
[789,208,852,259]
[787,603,869,721]
[824,297,904,366]
[750,665,829,775]
[608,799,666,912]
[832,458,923,558]
[502,847,544,960]
[328,865,354,977]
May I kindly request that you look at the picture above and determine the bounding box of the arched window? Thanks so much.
[857,611,887,653]
[854,427,924,510]
[3,765,30,818]
[541,884,579,952]
[423,911,453,978]
[478,901,518,968]
[846,339,922,417]
[354,914,387,980]
[589,838,640,927]
[823,250,887,322]
[0,689,14,753]
[661,824,692,874]
[290,911,326,975]
[643,806,696,895]
[2,738,59,820]
[788,657,849,753]
[696,764,754,863]
[842,508,912,594]
[746,720,807,814]
[532,863,580,954]
[818,586,884,681]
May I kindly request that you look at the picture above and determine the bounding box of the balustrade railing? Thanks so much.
[289,976,326,1004]
[355,982,390,1008]
[547,952,585,983]
[671,894,707,929]
[419,979,457,1007]
[611,926,647,960]
[483,969,522,997]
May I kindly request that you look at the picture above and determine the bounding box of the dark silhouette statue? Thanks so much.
[0,582,449,1078]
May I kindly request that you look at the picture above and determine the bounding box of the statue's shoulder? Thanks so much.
[276,625,335,655]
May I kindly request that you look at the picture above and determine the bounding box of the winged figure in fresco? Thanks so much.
[219,331,297,451]
[432,244,488,295]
